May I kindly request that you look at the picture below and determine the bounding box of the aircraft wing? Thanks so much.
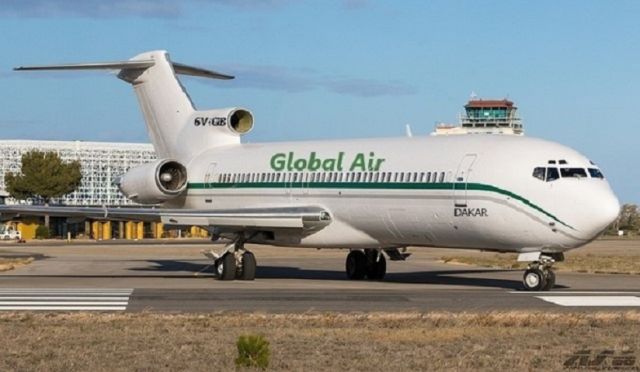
[0,205,332,232]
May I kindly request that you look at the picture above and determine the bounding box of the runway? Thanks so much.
[1,241,639,312]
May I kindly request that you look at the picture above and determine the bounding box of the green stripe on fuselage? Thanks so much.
[187,181,573,229]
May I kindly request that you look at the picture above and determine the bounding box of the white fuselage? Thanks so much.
[14,49,621,272]
[172,134,619,254]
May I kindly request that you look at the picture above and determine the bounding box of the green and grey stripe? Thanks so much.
[188,181,574,230]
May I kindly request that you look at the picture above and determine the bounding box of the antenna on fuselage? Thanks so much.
[405,124,413,138]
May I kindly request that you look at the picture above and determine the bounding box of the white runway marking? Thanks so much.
[536,296,640,307]
[0,288,133,311]
[510,291,640,294]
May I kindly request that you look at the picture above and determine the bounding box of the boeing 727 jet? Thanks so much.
[3,50,620,291]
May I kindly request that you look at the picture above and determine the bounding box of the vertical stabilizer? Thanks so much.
[118,51,195,160]
[15,50,248,163]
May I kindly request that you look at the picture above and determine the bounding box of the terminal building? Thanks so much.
[0,140,207,240]
[0,140,156,206]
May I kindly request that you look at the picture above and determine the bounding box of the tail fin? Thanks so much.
[15,50,249,162]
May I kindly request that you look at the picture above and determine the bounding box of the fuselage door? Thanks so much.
[453,154,477,207]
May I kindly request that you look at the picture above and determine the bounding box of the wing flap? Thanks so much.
[0,205,330,231]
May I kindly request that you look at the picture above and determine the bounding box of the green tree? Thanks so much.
[619,204,639,233]
[5,150,82,228]
[607,203,639,235]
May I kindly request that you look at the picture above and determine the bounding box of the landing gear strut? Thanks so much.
[346,249,386,280]
[205,235,257,281]
[522,254,557,291]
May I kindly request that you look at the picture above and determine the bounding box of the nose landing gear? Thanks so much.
[520,253,560,291]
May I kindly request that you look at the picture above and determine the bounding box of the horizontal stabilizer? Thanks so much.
[14,60,234,80]
[14,60,155,71]
[173,62,234,80]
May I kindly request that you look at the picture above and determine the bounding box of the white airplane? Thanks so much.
[5,50,620,291]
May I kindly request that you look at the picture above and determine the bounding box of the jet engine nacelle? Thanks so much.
[116,159,188,204]
[192,107,254,136]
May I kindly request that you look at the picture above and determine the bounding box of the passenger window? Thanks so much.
[588,168,604,179]
[532,167,546,181]
[560,168,587,178]
[439,172,445,183]
[546,168,560,182]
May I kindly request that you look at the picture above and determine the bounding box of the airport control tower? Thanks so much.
[433,98,524,136]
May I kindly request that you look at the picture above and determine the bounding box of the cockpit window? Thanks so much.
[546,167,559,181]
[560,168,587,178]
[532,167,545,181]
[588,168,604,179]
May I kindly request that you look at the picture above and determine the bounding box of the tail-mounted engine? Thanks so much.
[192,107,254,136]
[116,159,188,204]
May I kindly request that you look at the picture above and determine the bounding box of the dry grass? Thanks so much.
[0,257,34,272]
[0,311,638,371]
[441,253,640,274]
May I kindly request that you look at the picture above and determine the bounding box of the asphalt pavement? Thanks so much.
[0,241,638,312]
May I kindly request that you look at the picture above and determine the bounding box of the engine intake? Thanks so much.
[229,109,253,134]
[116,159,187,204]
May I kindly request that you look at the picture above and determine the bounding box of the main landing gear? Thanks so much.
[520,253,561,291]
[203,236,257,281]
[346,249,386,280]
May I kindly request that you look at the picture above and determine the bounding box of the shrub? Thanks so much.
[35,225,50,239]
[235,334,270,370]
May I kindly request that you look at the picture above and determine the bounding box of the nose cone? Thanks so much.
[582,189,620,239]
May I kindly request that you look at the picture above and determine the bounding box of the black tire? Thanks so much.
[366,253,386,280]
[238,251,257,281]
[346,250,366,280]
[216,253,237,281]
[522,268,547,291]
[542,269,556,291]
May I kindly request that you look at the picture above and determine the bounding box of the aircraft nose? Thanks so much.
[585,189,620,238]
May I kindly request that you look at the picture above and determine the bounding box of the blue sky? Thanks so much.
[0,0,638,204]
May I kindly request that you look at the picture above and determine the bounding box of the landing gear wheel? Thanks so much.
[365,252,386,280]
[522,268,547,291]
[216,253,237,281]
[238,251,256,281]
[346,250,367,280]
[542,269,556,291]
